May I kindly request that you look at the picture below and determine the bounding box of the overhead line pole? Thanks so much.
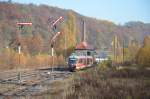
[122,39,125,64]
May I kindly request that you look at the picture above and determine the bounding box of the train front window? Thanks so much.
[87,51,91,56]
[69,59,76,64]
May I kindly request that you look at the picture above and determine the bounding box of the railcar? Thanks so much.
[68,53,94,71]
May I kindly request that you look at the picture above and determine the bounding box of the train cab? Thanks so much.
[68,53,78,71]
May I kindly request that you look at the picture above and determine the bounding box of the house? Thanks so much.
[75,41,95,56]
[74,20,96,57]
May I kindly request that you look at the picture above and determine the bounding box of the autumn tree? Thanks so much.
[0,47,14,69]
[111,35,122,64]
[55,11,77,57]
[136,35,150,67]
[143,35,150,46]
[27,33,44,55]
[128,39,140,63]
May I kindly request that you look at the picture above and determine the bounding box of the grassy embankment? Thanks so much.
[48,63,150,99]
[23,63,150,99]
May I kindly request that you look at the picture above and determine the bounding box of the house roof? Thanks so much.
[75,41,94,50]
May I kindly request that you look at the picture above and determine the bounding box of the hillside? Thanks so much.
[0,2,150,51]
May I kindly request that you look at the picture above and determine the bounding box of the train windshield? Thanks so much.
[69,58,77,64]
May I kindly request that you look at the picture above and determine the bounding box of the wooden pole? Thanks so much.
[122,39,125,64]
[112,36,116,67]
[18,45,21,83]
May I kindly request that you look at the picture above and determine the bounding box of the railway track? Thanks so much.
[0,68,72,96]
[0,71,38,84]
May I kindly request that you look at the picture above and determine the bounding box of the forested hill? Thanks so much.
[0,2,150,52]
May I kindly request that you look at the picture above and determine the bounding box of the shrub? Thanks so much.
[98,58,112,70]
[136,47,150,67]
[63,67,150,99]
[136,36,150,68]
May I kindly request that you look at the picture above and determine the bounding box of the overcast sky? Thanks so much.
[1,0,150,24]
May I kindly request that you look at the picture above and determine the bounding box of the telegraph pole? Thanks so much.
[65,30,67,64]
[112,35,117,67]
[122,39,125,64]
[113,36,115,67]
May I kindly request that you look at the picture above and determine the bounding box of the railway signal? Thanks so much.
[51,16,63,28]
[48,16,64,75]
[16,22,32,30]
[48,16,64,32]
[16,21,32,83]
[48,16,64,56]
[17,22,32,26]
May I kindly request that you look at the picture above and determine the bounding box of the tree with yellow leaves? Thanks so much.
[136,35,150,67]
[55,11,77,57]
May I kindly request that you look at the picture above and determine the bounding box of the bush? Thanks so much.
[136,36,150,68]
[0,48,66,70]
[98,58,112,70]
[136,47,150,67]
[63,67,150,99]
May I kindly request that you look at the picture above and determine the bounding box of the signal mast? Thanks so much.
[16,21,32,83]
[48,16,64,72]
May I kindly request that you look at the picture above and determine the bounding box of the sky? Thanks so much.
[1,0,150,24]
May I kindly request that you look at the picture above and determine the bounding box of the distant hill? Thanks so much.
[0,2,150,51]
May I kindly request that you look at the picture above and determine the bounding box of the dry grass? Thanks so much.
[33,66,150,99]
[62,67,150,99]
[1,66,149,99]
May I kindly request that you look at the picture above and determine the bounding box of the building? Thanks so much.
[74,20,96,57]
[75,41,95,56]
